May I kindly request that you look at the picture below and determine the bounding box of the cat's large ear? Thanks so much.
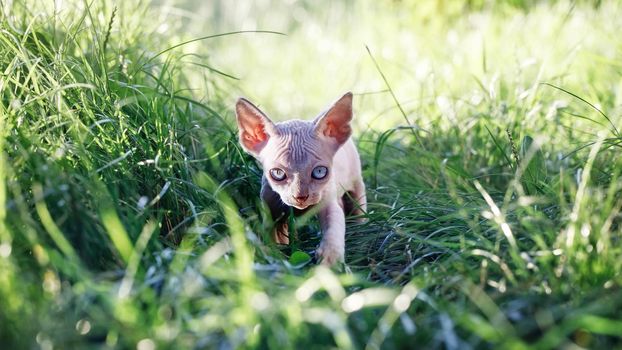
[236,98,278,157]
[314,92,353,146]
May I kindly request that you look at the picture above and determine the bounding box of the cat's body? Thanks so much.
[235,92,366,265]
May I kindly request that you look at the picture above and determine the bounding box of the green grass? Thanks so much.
[1,0,622,349]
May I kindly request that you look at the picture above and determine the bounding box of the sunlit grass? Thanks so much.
[1,0,622,349]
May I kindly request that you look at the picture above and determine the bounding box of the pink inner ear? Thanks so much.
[254,124,267,140]
[315,93,353,145]
[242,124,269,151]
[324,122,336,137]
[322,121,351,144]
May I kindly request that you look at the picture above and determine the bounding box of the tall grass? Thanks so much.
[1,0,622,349]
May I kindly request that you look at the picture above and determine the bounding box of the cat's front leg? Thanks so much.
[317,199,346,265]
[261,177,290,244]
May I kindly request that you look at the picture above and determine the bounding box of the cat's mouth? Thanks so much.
[285,199,318,210]
[285,201,309,210]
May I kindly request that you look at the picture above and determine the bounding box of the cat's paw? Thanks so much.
[354,216,368,224]
[316,241,344,266]
[273,222,290,245]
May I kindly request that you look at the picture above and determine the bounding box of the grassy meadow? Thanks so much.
[2,0,622,348]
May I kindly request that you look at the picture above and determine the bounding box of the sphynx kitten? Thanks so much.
[235,92,367,265]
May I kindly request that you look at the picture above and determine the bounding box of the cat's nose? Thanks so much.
[293,195,309,203]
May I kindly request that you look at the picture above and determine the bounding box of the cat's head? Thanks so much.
[235,92,353,209]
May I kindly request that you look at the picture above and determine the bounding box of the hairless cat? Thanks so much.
[235,92,366,265]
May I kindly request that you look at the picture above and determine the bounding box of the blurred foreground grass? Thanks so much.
[1,0,622,349]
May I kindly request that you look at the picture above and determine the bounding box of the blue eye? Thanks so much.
[269,168,287,181]
[311,166,328,180]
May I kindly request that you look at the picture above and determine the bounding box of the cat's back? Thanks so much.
[333,138,362,191]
